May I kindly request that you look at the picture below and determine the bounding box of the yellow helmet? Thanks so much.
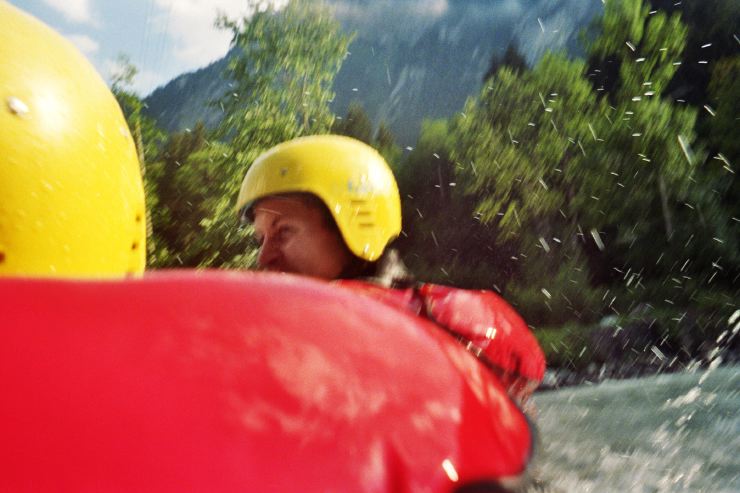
[0,2,146,277]
[237,135,401,261]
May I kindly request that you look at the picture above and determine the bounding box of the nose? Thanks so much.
[257,234,280,270]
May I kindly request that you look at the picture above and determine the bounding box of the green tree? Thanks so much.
[332,102,373,143]
[583,1,738,306]
[443,0,710,323]
[692,56,740,286]
[395,120,455,283]
[482,42,528,83]
[216,0,352,148]
[705,57,740,166]
[450,54,605,323]
[394,120,506,288]
[373,120,402,168]
[110,54,165,166]
[109,54,167,264]
[146,123,207,267]
[660,0,740,106]
[164,0,352,268]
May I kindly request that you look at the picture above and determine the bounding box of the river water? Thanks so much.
[532,365,740,492]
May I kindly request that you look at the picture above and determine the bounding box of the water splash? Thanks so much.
[677,135,694,165]
[533,367,740,492]
[590,229,605,251]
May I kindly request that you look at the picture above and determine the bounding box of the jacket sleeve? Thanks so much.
[417,284,545,405]
[336,280,546,405]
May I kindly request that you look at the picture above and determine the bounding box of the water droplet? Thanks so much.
[6,96,29,116]
[677,135,694,164]
[539,237,551,252]
[591,229,605,250]
[588,123,598,140]
[651,346,666,361]
[726,309,740,325]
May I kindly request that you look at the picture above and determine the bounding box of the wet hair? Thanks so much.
[342,245,416,288]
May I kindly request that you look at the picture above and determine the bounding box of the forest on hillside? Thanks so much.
[113,0,739,373]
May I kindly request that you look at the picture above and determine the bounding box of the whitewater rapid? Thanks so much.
[532,365,740,492]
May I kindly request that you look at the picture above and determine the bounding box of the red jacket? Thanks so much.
[337,280,546,405]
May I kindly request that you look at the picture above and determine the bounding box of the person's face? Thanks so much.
[252,196,353,280]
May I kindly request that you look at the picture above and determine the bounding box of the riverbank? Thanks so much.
[538,353,739,391]
[534,306,740,391]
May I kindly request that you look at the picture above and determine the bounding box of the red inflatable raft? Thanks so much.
[0,271,535,492]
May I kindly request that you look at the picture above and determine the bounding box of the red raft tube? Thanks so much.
[0,271,537,492]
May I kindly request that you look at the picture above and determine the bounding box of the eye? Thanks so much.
[277,225,296,241]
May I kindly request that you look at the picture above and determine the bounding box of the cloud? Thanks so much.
[328,0,451,43]
[65,33,99,56]
[331,0,449,21]
[102,57,162,95]
[151,0,287,68]
[410,0,448,17]
[43,0,97,25]
[129,68,165,96]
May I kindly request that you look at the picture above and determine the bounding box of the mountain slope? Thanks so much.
[143,0,603,145]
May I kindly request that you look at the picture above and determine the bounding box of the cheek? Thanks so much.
[283,232,320,259]
[287,231,344,269]
[313,230,351,269]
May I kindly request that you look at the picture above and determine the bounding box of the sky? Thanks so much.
[9,0,287,96]
[8,0,583,97]
[9,0,470,97]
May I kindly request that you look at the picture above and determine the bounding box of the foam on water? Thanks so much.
[532,366,740,492]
